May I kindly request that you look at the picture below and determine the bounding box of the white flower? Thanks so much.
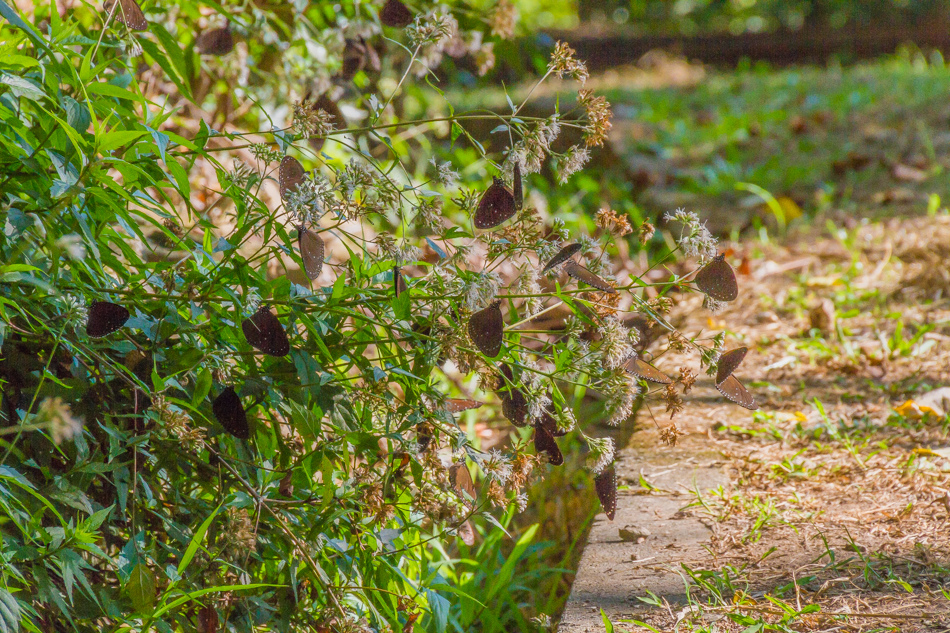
[663,208,718,259]
[598,317,635,370]
[586,436,615,474]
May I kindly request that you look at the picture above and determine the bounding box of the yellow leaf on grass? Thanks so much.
[895,400,940,420]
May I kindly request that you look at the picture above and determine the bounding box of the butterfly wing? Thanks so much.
[695,254,738,302]
[196,25,234,55]
[716,375,757,410]
[105,0,147,31]
[624,357,672,384]
[541,243,582,272]
[298,228,325,281]
[473,178,516,229]
[212,387,249,439]
[86,301,130,338]
[564,261,617,293]
[242,307,290,357]
[715,347,748,384]
[279,156,306,203]
[534,423,564,466]
[380,0,413,27]
[394,266,408,297]
[449,461,476,503]
[594,466,617,521]
[467,301,503,357]
[513,162,523,210]
[501,390,529,427]
[443,398,483,414]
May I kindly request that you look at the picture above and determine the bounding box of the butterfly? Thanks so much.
[594,466,617,521]
[624,356,672,384]
[212,386,249,439]
[103,0,147,31]
[457,519,476,546]
[534,423,564,466]
[538,406,568,437]
[564,261,617,294]
[196,23,234,55]
[449,461,476,503]
[496,363,528,427]
[467,300,503,357]
[298,227,325,281]
[541,243,582,273]
[394,266,408,298]
[502,390,529,427]
[717,375,757,410]
[380,0,413,27]
[279,156,306,203]
[86,301,130,338]
[715,347,748,384]
[695,253,738,302]
[242,306,291,357]
[513,161,523,210]
[474,177,517,229]
[341,37,380,80]
[440,398,483,414]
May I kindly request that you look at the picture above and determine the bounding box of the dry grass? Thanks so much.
[622,215,950,632]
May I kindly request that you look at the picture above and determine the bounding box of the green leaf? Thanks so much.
[0,73,45,100]
[98,130,147,153]
[127,563,156,612]
[177,504,224,576]
[0,588,19,633]
[601,609,614,633]
[192,369,212,406]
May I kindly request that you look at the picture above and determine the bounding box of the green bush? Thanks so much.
[0,1,733,631]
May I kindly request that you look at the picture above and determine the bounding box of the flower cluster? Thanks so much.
[549,41,588,84]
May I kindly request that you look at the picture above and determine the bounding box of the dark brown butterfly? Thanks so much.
[695,253,738,302]
[624,356,672,384]
[495,362,515,391]
[441,398,483,413]
[197,606,219,633]
[298,227,325,281]
[104,0,147,31]
[212,386,249,439]
[457,519,475,546]
[380,0,413,27]
[594,466,617,521]
[542,243,582,272]
[512,162,523,210]
[467,300,503,357]
[716,347,748,384]
[340,37,379,80]
[564,261,617,294]
[474,178,517,229]
[538,406,568,437]
[86,301,130,338]
[534,423,564,466]
[394,266,408,297]
[501,390,529,427]
[242,306,291,357]
[717,375,757,410]
[279,156,306,203]
[196,23,234,55]
[449,461,476,503]
[278,471,294,497]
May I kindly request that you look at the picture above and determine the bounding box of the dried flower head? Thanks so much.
[664,383,684,419]
[595,207,633,237]
[489,0,518,39]
[548,41,588,84]
[250,143,282,164]
[292,99,336,138]
[660,423,685,447]
[679,366,697,394]
[639,221,656,245]
[151,396,205,450]
[222,507,257,556]
[37,397,83,445]
[578,89,613,147]
[476,42,496,76]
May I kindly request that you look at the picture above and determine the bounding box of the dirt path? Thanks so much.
[560,215,950,632]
